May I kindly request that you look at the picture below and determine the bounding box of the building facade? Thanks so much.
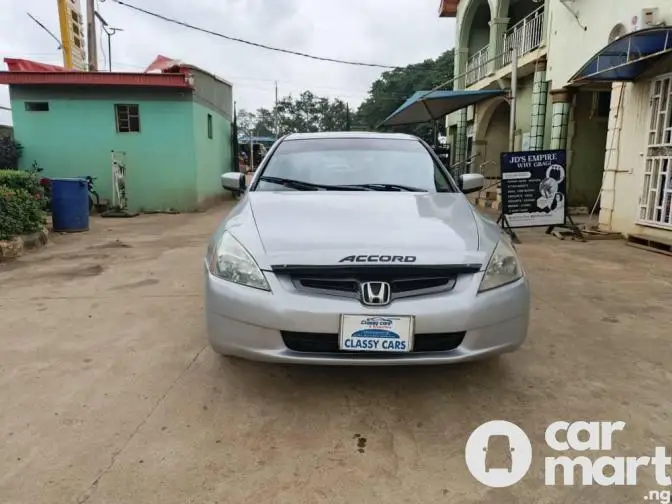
[441,0,672,242]
[0,59,234,213]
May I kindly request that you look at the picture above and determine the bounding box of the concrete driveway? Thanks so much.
[1,205,671,504]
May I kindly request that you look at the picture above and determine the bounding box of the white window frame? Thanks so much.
[638,73,672,230]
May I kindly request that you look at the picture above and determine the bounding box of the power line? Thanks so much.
[109,61,408,99]
[108,0,401,69]
[26,13,62,50]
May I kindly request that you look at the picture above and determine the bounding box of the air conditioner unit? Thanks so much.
[631,8,662,32]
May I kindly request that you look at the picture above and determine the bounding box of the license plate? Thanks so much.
[339,315,414,353]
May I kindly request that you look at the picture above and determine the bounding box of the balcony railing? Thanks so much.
[466,45,490,86]
[501,6,545,66]
[463,6,545,87]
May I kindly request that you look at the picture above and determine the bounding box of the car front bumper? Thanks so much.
[204,265,530,366]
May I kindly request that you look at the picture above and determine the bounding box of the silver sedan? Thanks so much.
[204,132,530,365]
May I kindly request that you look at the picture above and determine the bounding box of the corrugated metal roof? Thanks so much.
[0,57,193,89]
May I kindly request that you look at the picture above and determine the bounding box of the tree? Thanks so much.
[239,92,349,138]
[237,109,257,136]
[0,136,23,170]
[275,91,350,134]
[355,49,455,142]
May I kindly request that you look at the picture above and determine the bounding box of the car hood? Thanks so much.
[226,192,495,269]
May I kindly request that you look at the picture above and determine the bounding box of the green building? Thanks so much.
[0,58,233,212]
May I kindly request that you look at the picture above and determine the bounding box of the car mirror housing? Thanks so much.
[221,172,246,194]
[459,173,484,194]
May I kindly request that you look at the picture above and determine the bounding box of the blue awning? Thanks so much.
[380,89,506,127]
[570,27,672,84]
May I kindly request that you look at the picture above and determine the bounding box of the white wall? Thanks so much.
[600,58,672,239]
[546,0,672,89]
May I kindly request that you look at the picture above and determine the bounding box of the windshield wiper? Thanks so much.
[259,176,371,191]
[346,183,429,192]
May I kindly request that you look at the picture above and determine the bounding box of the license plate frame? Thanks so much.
[338,314,414,353]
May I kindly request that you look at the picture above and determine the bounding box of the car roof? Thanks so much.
[282,131,419,141]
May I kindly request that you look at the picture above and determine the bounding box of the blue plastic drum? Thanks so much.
[50,178,90,232]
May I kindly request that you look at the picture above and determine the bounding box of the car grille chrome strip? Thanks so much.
[271,264,476,301]
[291,276,458,300]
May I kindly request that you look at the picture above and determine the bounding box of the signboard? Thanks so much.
[57,0,87,70]
[500,149,567,228]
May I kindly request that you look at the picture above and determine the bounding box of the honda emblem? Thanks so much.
[360,281,392,306]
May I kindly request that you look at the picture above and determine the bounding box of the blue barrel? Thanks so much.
[50,178,90,232]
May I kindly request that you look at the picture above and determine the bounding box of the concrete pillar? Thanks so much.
[549,89,573,150]
[454,108,469,171]
[455,48,469,90]
[529,59,549,150]
[453,48,469,170]
[488,17,509,74]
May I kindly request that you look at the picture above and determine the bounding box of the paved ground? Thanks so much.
[1,204,671,504]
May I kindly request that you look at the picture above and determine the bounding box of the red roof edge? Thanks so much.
[439,0,459,17]
[0,71,193,89]
[144,54,183,73]
[5,58,67,72]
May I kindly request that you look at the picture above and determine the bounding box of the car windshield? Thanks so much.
[254,137,456,192]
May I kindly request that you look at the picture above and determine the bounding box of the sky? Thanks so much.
[0,0,455,125]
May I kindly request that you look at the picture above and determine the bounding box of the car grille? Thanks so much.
[271,265,480,301]
[281,331,465,354]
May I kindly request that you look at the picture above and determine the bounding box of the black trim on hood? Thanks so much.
[270,264,482,276]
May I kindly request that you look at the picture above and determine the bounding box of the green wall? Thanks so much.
[192,102,232,205]
[8,86,226,212]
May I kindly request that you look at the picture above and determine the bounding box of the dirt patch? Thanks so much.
[48,264,105,279]
[110,279,160,290]
[89,240,132,249]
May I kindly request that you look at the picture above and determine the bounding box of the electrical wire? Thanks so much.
[109,61,407,100]
[108,0,401,69]
[97,0,108,70]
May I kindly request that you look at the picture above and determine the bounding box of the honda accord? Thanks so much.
[205,132,530,365]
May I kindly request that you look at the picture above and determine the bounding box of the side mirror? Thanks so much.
[221,172,246,194]
[459,173,484,194]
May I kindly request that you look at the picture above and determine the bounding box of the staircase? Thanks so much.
[472,178,501,211]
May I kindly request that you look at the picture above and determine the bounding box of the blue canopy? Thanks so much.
[381,89,506,127]
[238,134,277,144]
[570,27,672,84]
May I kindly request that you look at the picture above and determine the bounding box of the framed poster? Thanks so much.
[500,150,567,228]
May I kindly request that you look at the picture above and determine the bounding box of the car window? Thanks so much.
[254,137,456,192]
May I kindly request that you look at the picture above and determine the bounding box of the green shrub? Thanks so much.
[0,186,46,240]
[0,169,42,194]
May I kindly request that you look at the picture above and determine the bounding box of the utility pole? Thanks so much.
[94,11,122,71]
[274,81,279,138]
[86,0,98,70]
[509,44,518,152]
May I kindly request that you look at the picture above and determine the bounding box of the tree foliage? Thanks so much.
[238,91,351,138]
[354,49,455,142]
[0,136,23,170]
[237,50,454,144]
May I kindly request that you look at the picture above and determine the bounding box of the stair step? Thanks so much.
[475,198,500,211]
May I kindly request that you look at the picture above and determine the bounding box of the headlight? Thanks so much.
[478,238,523,293]
[208,231,270,291]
